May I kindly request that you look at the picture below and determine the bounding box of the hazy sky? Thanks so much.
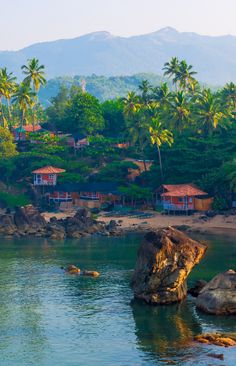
[2,0,236,50]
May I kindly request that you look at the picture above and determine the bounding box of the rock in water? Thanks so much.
[196,270,236,314]
[131,227,207,305]
[188,279,207,297]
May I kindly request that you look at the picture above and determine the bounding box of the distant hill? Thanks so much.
[2,27,236,84]
[38,73,167,105]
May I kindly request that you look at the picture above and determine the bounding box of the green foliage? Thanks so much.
[58,172,84,183]
[0,127,17,159]
[119,185,153,202]
[0,191,30,208]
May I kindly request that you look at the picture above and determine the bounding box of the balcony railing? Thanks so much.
[163,202,194,211]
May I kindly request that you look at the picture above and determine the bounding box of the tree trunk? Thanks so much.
[157,145,164,183]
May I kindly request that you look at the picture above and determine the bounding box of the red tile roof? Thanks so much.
[13,125,42,132]
[32,166,65,174]
[161,184,207,197]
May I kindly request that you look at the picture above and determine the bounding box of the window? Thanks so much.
[189,197,193,203]
[49,174,54,179]
[178,197,183,203]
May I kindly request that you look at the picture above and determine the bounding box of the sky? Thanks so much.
[2,0,236,50]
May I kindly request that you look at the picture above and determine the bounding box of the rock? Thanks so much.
[14,205,46,231]
[66,265,81,274]
[83,270,100,277]
[188,280,207,297]
[46,223,66,239]
[131,227,207,305]
[207,353,224,360]
[196,269,236,314]
[194,333,236,347]
[0,214,16,235]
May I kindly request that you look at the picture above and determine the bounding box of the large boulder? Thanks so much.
[0,214,17,235]
[196,270,236,314]
[131,227,207,304]
[46,223,66,239]
[14,205,46,232]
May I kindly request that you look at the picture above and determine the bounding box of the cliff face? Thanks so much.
[131,227,207,304]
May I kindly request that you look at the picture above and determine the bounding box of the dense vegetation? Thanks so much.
[38,74,167,106]
[0,57,236,209]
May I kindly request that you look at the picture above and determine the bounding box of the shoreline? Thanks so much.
[97,212,236,235]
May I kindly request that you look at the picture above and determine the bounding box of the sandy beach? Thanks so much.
[98,212,236,233]
[42,210,236,234]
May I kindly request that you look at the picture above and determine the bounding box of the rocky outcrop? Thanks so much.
[188,280,207,297]
[0,205,122,239]
[14,205,46,231]
[131,227,207,304]
[196,270,236,314]
[194,333,236,347]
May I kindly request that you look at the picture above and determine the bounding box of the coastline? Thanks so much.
[97,212,236,234]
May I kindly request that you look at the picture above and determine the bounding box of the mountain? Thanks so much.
[1,27,236,84]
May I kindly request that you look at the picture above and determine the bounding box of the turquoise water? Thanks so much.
[0,232,235,365]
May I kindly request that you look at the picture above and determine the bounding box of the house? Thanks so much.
[46,182,121,209]
[32,166,65,186]
[158,184,212,213]
[12,124,42,141]
[125,159,154,181]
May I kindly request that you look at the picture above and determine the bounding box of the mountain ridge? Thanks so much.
[1,27,236,84]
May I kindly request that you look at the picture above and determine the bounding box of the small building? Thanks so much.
[158,184,212,213]
[12,124,42,141]
[47,182,121,209]
[32,166,65,186]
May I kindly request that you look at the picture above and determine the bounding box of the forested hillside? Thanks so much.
[0,57,235,210]
[38,73,167,106]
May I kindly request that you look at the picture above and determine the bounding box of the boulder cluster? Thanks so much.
[131,227,236,314]
[0,205,122,239]
[131,227,207,304]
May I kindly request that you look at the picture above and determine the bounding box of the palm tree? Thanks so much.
[195,89,224,135]
[163,57,180,80]
[221,82,236,111]
[138,80,151,104]
[149,118,173,182]
[123,91,141,117]
[12,83,36,140]
[21,58,46,131]
[21,58,46,93]
[0,68,17,128]
[167,91,191,132]
[173,60,197,91]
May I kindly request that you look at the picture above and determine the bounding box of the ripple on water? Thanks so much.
[0,233,235,365]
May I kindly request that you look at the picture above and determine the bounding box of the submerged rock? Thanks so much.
[196,269,236,314]
[83,270,100,277]
[131,227,207,305]
[66,265,81,274]
[194,333,236,347]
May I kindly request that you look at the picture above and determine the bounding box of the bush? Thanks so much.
[0,192,31,208]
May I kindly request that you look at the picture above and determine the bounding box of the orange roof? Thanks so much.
[32,166,65,174]
[161,184,207,197]
[13,124,42,132]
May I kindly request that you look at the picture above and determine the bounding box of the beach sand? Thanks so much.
[42,210,236,234]
[98,212,236,233]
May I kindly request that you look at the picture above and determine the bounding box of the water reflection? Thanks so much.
[131,299,203,364]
